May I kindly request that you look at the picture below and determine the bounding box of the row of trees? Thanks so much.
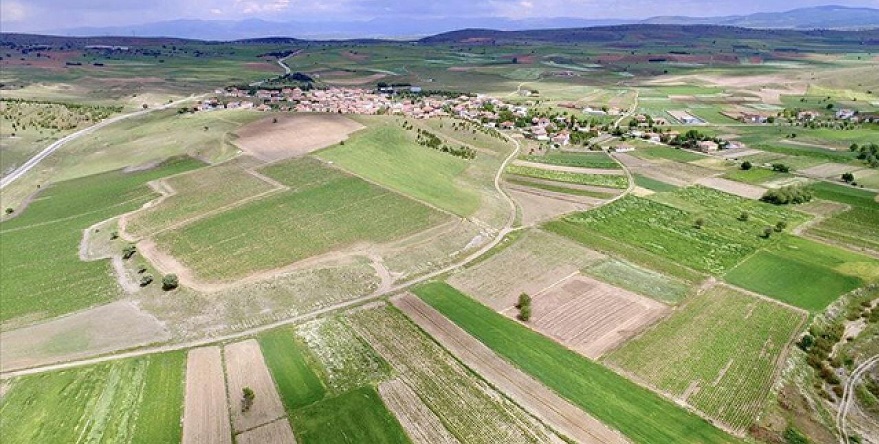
[760,186,812,205]
[414,128,476,159]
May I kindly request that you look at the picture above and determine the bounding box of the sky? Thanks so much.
[2,0,879,33]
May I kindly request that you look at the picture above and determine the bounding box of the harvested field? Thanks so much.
[695,177,766,200]
[0,301,170,372]
[799,163,862,178]
[393,294,629,444]
[349,304,564,444]
[449,229,604,309]
[234,114,363,161]
[511,160,625,176]
[516,274,670,359]
[507,186,597,226]
[379,379,459,444]
[584,259,692,304]
[182,347,232,444]
[224,340,287,432]
[235,419,297,444]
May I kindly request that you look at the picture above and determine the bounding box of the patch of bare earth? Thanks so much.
[799,163,863,178]
[393,294,630,444]
[511,160,625,175]
[509,274,670,359]
[224,339,287,433]
[235,419,297,444]
[507,186,599,226]
[233,114,364,162]
[696,177,766,200]
[182,347,232,444]
[379,379,460,444]
[0,301,170,372]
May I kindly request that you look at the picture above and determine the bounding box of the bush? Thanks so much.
[761,186,812,205]
[783,426,809,444]
[122,244,137,260]
[241,387,256,412]
[740,161,752,170]
[110,231,119,240]
[842,172,855,183]
[762,226,774,238]
[4,207,13,215]
[738,212,749,222]
[775,221,787,232]
[162,274,179,291]
[772,163,791,173]
[516,293,531,309]
[139,274,153,287]
[518,304,532,322]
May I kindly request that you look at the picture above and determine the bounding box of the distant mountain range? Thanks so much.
[41,5,879,41]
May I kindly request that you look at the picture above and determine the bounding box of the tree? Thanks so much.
[694,218,705,229]
[740,161,752,171]
[772,163,790,173]
[842,172,855,183]
[162,274,179,291]
[139,274,153,287]
[762,226,773,238]
[517,293,531,309]
[241,387,256,412]
[738,212,749,222]
[4,207,13,215]
[517,293,532,321]
[122,244,137,260]
[775,221,787,232]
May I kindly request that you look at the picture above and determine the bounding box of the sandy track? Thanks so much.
[234,114,364,162]
[393,293,630,444]
[512,160,626,176]
[696,177,766,200]
[224,340,287,432]
[0,300,170,372]
[235,419,297,444]
[183,347,232,444]
[517,274,670,359]
[379,379,460,444]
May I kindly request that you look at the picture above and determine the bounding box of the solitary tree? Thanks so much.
[775,221,788,232]
[842,172,855,183]
[762,226,773,239]
[740,161,752,171]
[694,218,705,229]
[517,293,531,309]
[241,387,256,412]
[738,212,749,222]
[517,293,532,322]
[122,244,137,260]
[162,274,179,291]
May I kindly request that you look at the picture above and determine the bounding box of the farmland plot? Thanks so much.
[606,285,805,432]
[124,158,279,237]
[804,183,879,254]
[223,340,287,432]
[153,158,447,281]
[584,259,692,304]
[520,151,621,169]
[182,347,232,444]
[296,317,391,393]
[290,386,410,444]
[507,164,629,189]
[234,114,364,162]
[379,379,460,444]
[449,229,604,309]
[348,304,564,444]
[258,328,327,411]
[235,419,297,444]
[521,274,670,359]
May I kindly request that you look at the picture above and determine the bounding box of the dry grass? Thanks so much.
[233,114,363,161]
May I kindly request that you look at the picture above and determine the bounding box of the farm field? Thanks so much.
[0,352,186,444]
[804,182,879,254]
[182,347,231,444]
[520,151,621,169]
[606,285,805,432]
[506,164,629,189]
[223,340,288,433]
[723,167,790,185]
[348,304,563,444]
[415,282,738,444]
[546,186,808,275]
[317,120,482,217]
[378,379,460,444]
[632,173,679,192]
[152,157,447,281]
[506,176,618,198]
[449,229,605,309]
[518,274,671,359]
[258,328,327,410]
[0,156,203,323]
[233,114,365,162]
[583,259,693,304]
[291,386,410,444]
[630,146,705,162]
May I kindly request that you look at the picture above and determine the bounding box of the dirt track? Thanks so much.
[182,347,232,444]
[393,293,630,444]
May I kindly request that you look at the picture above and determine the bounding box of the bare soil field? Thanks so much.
[695,177,766,200]
[0,301,170,372]
[718,148,764,159]
[235,418,297,444]
[379,379,460,444]
[449,229,605,310]
[224,339,287,432]
[799,163,862,178]
[507,186,598,226]
[233,114,364,161]
[511,160,625,176]
[509,274,670,359]
[393,294,629,444]
[182,347,232,444]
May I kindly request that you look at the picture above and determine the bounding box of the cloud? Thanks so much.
[1,1,27,22]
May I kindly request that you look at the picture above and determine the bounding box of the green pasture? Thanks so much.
[520,151,621,169]
[506,165,629,189]
[291,386,411,444]
[259,328,327,410]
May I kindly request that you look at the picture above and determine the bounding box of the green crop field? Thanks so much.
[520,151,621,169]
[633,174,679,192]
[506,177,618,198]
[584,259,693,304]
[0,157,203,323]
[415,282,739,444]
[805,182,879,253]
[258,328,328,410]
[318,121,481,216]
[723,167,790,185]
[154,157,447,281]
[630,146,705,163]
[606,286,804,432]
[0,352,186,443]
[125,158,277,237]
[291,386,411,444]
[546,187,808,275]
[506,164,629,189]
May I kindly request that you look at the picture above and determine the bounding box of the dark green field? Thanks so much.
[290,386,411,444]
[258,328,328,410]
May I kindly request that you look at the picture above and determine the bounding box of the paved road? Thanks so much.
[0,96,201,190]
[0,130,522,379]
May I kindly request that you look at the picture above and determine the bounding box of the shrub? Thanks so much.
[162,274,179,291]
[775,221,787,232]
[694,218,705,229]
[842,172,855,183]
[241,387,256,412]
[110,231,119,240]
[740,161,752,170]
[518,304,532,322]
[738,212,749,222]
[516,293,531,309]
[139,274,153,287]
[762,226,773,238]
[4,208,13,215]
[761,186,812,205]
[772,163,791,173]
[122,244,137,260]
[783,426,809,444]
